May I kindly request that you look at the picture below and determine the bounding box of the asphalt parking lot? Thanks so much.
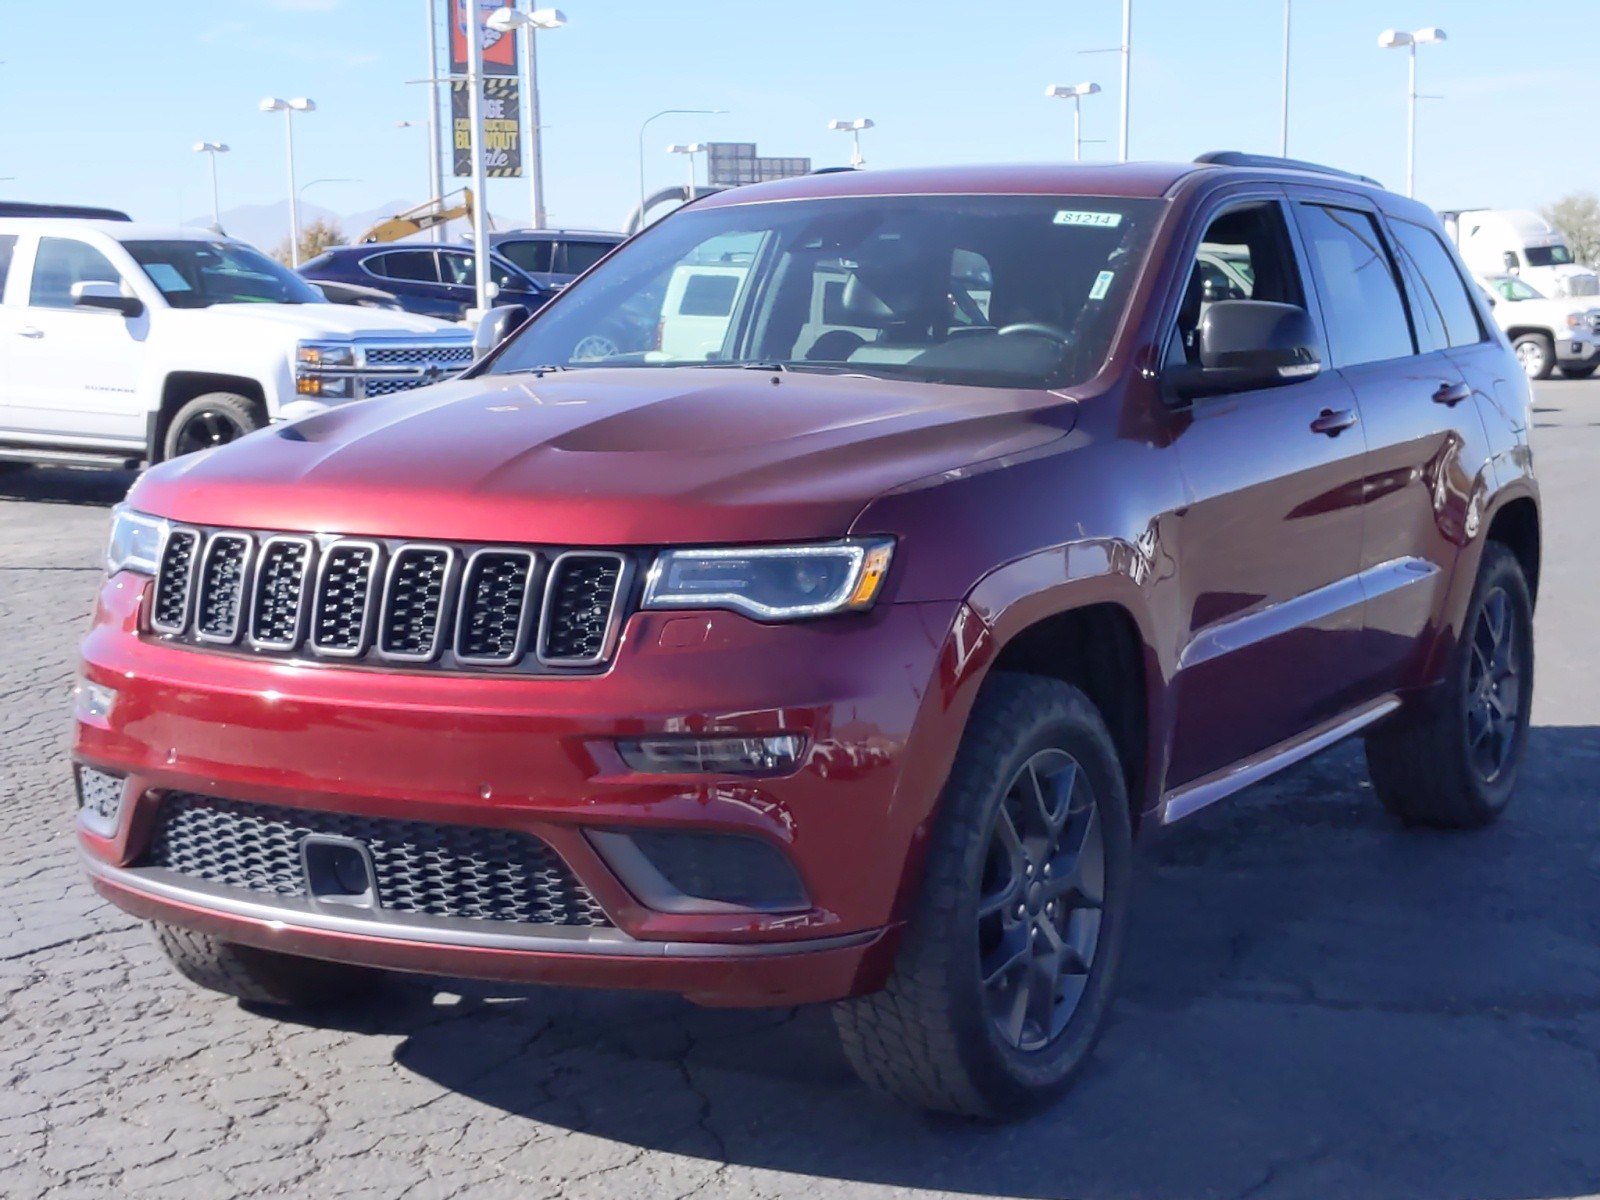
[3,380,1599,1200]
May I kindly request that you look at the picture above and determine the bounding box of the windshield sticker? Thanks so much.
[143,263,192,292]
[1088,270,1115,301]
[1054,210,1123,228]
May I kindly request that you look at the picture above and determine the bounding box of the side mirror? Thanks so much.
[472,304,532,360]
[1503,251,1519,272]
[71,280,143,318]
[1164,300,1321,401]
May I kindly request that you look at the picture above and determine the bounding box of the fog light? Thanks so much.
[615,734,804,776]
[76,767,126,838]
[71,680,116,724]
[589,828,809,913]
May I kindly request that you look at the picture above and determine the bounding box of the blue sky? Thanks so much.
[2,0,1592,234]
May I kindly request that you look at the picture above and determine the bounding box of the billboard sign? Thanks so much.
[449,0,518,77]
[705,143,812,188]
[452,79,523,177]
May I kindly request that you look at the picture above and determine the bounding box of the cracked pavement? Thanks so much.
[3,381,1600,1200]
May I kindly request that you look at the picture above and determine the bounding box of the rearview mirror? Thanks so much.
[71,280,143,318]
[472,304,532,360]
[1164,300,1320,401]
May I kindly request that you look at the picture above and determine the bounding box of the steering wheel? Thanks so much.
[571,334,620,361]
[996,322,1073,343]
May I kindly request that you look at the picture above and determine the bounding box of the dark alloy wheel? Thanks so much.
[160,391,264,462]
[1463,585,1524,784]
[979,748,1104,1052]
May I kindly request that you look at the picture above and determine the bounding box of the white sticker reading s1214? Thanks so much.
[1054,210,1122,227]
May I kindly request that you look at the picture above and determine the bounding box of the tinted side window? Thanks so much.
[1389,219,1484,349]
[501,240,554,274]
[678,273,739,317]
[1297,205,1413,367]
[0,235,17,295]
[559,240,615,274]
[29,237,122,309]
[374,250,439,283]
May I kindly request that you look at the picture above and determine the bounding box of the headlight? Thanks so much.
[296,341,355,367]
[105,506,165,576]
[642,538,894,621]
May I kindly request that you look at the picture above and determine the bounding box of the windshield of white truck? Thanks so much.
[1524,245,1574,267]
[487,195,1163,389]
[126,240,327,308]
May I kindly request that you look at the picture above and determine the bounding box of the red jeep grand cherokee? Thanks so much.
[73,154,1538,1116]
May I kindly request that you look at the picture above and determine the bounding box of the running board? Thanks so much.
[1160,696,1402,824]
[0,446,142,470]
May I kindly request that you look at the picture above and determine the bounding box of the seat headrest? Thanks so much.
[836,235,945,329]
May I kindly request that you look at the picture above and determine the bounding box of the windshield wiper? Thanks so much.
[503,364,570,376]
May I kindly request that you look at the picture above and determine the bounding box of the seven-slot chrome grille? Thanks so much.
[144,792,611,928]
[149,524,631,673]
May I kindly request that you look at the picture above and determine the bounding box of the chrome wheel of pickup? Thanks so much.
[979,748,1104,1052]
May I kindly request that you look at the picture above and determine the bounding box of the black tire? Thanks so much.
[153,923,382,1009]
[832,673,1133,1118]
[160,392,263,462]
[1558,365,1597,380]
[1512,333,1556,380]
[1365,542,1534,828]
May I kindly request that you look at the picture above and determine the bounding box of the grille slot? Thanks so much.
[378,546,454,661]
[312,542,381,656]
[151,528,200,635]
[540,553,626,665]
[144,793,611,927]
[456,550,537,664]
[148,527,630,674]
[363,344,473,368]
[193,533,253,644]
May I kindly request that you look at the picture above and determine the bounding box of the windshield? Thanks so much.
[1488,276,1544,302]
[487,195,1163,389]
[1525,244,1574,267]
[126,240,326,308]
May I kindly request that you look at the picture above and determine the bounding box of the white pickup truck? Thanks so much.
[1478,272,1600,380]
[0,217,473,468]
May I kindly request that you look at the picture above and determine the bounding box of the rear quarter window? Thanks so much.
[1389,218,1485,350]
[0,234,16,298]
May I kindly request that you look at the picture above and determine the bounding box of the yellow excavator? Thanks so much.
[355,188,478,244]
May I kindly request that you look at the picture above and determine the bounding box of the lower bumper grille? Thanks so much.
[142,793,611,928]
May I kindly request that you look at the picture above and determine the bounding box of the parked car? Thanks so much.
[0,219,473,468]
[309,278,405,311]
[1477,272,1600,379]
[74,153,1538,1117]
[488,228,626,290]
[299,244,551,321]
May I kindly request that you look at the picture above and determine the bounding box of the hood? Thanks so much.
[175,303,464,339]
[131,368,1074,545]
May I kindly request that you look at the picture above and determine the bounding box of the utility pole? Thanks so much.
[425,0,444,240]
[1280,0,1291,157]
[1118,0,1131,161]
[465,2,492,313]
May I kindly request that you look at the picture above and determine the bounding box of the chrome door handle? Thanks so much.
[16,326,43,339]
[1432,380,1471,406]
[1310,408,1359,437]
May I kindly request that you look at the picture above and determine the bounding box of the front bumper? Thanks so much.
[74,572,967,1006]
[1557,334,1600,365]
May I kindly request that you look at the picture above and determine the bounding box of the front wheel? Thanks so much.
[1365,542,1534,827]
[833,674,1132,1117]
[1513,333,1556,380]
[154,923,383,1009]
[161,392,264,461]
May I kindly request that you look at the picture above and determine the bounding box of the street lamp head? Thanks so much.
[488,6,566,32]
[1378,29,1413,48]
[259,96,288,112]
[1413,26,1447,44]
[288,97,316,112]
[192,141,229,154]
[530,8,567,29]
[828,118,874,132]
[666,143,707,155]
[1046,82,1101,99]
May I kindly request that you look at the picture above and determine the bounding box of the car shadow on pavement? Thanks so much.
[285,725,1600,1200]
[0,465,137,507]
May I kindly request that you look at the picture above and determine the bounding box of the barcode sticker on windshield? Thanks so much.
[1053,210,1123,228]
[1088,270,1115,300]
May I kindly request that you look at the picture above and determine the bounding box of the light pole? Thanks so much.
[463,2,492,313]
[826,118,874,168]
[666,143,708,195]
[396,120,437,221]
[423,0,444,241]
[1044,84,1100,161]
[1080,0,1131,161]
[1379,26,1447,198]
[260,97,316,265]
[637,108,726,224]
[487,5,566,229]
[1279,0,1291,156]
[191,142,230,228]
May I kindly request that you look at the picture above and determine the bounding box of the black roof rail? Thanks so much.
[0,201,132,221]
[1194,151,1382,189]
[810,166,859,176]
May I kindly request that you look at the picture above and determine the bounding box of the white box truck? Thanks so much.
[1441,208,1599,299]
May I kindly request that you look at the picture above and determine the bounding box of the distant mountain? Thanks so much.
[198,198,522,254]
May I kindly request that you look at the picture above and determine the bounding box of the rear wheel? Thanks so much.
[1513,333,1555,380]
[154,923,382,1009]
[1365,543,1533,828]
[833,674,1132,1117]
[1558,365,1597,380]
[161,392,263,461]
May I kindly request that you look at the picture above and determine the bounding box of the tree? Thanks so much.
[272,217,344,266]
[1541,192,1600,269]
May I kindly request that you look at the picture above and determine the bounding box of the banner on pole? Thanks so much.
[449,0,518,77]
[452,79,523,177]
